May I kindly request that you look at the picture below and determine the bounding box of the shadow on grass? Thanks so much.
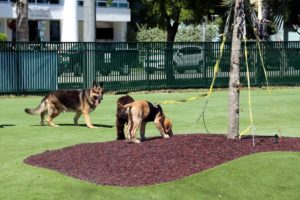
[0,124,16,128]
[30,124,114,128]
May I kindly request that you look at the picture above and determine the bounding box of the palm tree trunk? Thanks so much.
[16,0,29,41]
[227,0,243,139]
[83,0,96,88]
[83,0,96,41]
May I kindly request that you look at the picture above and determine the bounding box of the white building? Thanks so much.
[0,0,131,42]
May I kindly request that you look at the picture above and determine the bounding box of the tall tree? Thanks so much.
[141,0,193,41]
[227,0,244,139]
[83,0,96,88]
[137,0,223,41]
[265,0,300,35]
[11,0,29,42]
[83,0,96,41]
[223,0,300,139]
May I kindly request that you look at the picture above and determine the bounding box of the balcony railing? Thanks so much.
[0,0,61,4]
[0,0,128,8]
[78,0,129,9]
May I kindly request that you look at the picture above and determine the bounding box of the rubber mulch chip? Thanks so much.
[24,134,300,187]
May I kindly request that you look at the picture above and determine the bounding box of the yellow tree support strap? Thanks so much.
[158,93,207,105]
[254,28,282,138]
[196,34,228,133]
[207,34,227,98]
[239,36,255,138]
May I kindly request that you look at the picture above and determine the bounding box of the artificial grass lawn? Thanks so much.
[0,87,300,200]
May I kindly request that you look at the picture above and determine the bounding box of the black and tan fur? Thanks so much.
[25,82,104,128]
[116,95,134,140]
[122,100,173,143]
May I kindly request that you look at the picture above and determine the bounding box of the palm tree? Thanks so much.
[264,0,300,36]
[227,0,244,139]
[223,0,299,139]
[83,0,96,88]
[11,0,29,41]
[83,0,96,41]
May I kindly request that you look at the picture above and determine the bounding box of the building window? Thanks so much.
[50,21,60,41]
[37,0,47,4]
[78,0,83,6]
[28,0,60,4]
[78,0,129,8]
[96,28,113,40]
[29,21,39,41]
[49,0,60,4]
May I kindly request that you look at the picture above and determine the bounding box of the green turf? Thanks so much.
[0,87,299,200]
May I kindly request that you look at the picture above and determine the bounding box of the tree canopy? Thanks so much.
[130,0,223,41]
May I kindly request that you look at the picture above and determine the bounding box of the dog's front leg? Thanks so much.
[83,112,97,128]
[74,112,81,125]
[154,119,169,139]
[40,111,47,126]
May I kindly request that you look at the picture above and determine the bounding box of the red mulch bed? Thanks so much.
[24,134,300,187]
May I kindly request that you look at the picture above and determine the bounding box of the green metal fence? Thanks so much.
[0,41,299,94]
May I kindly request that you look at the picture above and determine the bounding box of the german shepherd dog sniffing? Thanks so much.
[116,95,134,140]
[25,82,104,128]
[121,100,173,143]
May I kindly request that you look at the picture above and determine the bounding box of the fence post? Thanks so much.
[203,42,207,87]
[16,42,21,95]
[84,42,96,88]
[165,42,175,86]
[257,42,262,87]
[146,45,150,90]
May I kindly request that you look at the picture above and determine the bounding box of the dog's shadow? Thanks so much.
[60,123,114,128]
[31,124,114,128]
[0,124,16,128]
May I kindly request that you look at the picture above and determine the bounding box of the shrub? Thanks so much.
[136,23,220,42]
[137,25,166,42]
[0,33,8,41]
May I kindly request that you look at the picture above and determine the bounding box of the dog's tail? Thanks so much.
[25,100,47,115]
[118,102,134,109]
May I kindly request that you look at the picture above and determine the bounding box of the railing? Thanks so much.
[77,0,129,8]
[28,0,60,5]
[0,0,129,8]
[0,41,300,94]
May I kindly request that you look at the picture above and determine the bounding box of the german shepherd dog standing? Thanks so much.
[121,100,173,143]
[25,82,104,128]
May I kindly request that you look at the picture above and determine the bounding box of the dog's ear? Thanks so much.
[99,81,103,87]
[92,81,97,88]
[164,119,172,130]
[156,104,163,115]
[164,119,174,136]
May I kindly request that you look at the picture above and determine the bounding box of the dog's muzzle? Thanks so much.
[93,96,103,106]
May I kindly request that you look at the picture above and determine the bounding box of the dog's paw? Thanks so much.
[127,138,140,144]
[88,125,98,129]
[50,124,60,127]
[163,134,170,139]
[133,139,141,144]
[40,121,46,126]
